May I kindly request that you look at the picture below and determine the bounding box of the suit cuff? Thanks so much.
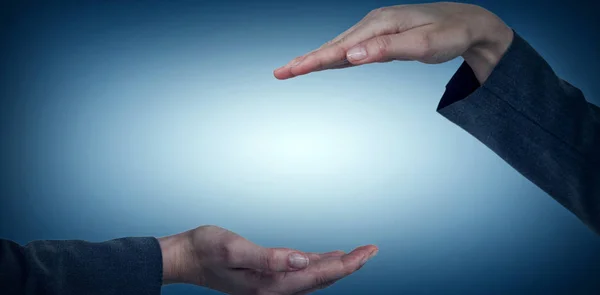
[436,61,482,111]
[436,29,523,112]
[24,237,163,294]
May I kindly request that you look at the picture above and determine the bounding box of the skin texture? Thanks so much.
[158,2,515,295]
[158,225,378,295]
[273,2,514,84]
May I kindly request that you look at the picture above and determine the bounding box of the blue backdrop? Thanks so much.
[1,0,599,294]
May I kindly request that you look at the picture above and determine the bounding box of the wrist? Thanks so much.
[462,8,514,83]
[158,231,194,285]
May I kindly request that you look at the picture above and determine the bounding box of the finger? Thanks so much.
[316,15,367,50]
[242,251,344,273]
[228,252,344,287]
[273,12,388,80]
[318,250,346,259]
[312,58,356,72]
[289,32,351,64]
[272,16,365,76]
[293,279,339,295]
[295,22,362,63]
[345,23,469,65]
[292,248,376,295]
[304,250,345,263]
[230,245,310,272]
[273,19,388,79]
[345,25,431,65]
[274,7,445,79]
[274,7,434,79]
[273,22,376,80]
[274,55,354,79]
[305,253,321,262]
[279,245,378,293]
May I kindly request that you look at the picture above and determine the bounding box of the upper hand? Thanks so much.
[159,225,378,295]
[273,2,513,83]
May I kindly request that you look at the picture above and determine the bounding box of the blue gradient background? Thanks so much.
[1,1,599,294]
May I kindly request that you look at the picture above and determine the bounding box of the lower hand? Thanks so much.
[158,225,378,295]
[274,2,514,83]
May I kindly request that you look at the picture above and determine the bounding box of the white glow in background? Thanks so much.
[1,2,599,293]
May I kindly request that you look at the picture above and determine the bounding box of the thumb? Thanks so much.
[345,25,438,65]
[234,246,310,272]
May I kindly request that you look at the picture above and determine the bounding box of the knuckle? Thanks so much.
[318,41,333,51]
[217,237,238,264]
[336,36,350,49]
[369,7,385,17]
[332,43,348,59]
[416,32,435,61]
[313,275,330,288]
[374,35,393,59]
[309,52,325,71]
[260,248,275,270]
[373,19,394,35]
[377,6,394,18]
[199,224,219,232]
[290,56,303,64]
[378,6,390,13]
[216,242,233,264]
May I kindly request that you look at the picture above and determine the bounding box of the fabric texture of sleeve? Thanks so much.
[0,237,163,295]
[437,30,600,233]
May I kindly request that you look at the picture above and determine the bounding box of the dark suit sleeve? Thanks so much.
[437,30,600,233]
[0,237,163,295]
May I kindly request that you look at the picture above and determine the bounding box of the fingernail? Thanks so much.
[347,46,367,61]
[289,253,309,269]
